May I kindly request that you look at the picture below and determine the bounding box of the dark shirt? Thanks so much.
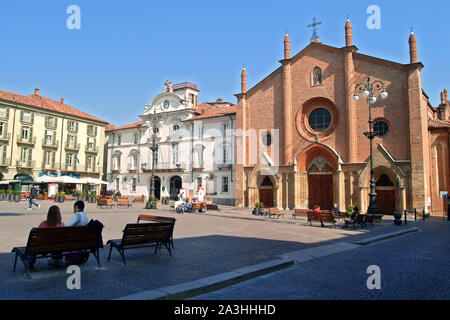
[331,208,340,217]
[30,187,39,199]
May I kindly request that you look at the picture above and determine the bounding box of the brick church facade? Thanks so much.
[234,19,450,216]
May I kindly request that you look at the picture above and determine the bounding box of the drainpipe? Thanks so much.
[191,122,194,183]
[229,115,234,183]
[59,117,65,172]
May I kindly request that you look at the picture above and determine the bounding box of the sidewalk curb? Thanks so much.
[116,258,293,300]
[348,227,419,245]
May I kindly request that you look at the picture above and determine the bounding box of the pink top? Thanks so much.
[39,221,65,228]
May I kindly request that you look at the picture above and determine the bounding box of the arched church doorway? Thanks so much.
[375,174,396,215]
[307,157,333,210]
[170,176,182,200]
[259,176,274,208]
[154,176,161,201]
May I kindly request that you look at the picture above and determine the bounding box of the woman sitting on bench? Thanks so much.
[33,206,66,266]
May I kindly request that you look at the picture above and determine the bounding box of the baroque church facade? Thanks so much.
[234,19,450,216]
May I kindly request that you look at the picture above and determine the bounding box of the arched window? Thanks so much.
[312,67,323,86]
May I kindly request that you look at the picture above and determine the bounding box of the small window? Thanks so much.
[374,120,389,137]
[222,177,229,193]
[133,133,139,144]
[153,127,159,134]
[197,177,202,188]
[262,134,272,147]
[308,108,331,132]
[132,178,137,192]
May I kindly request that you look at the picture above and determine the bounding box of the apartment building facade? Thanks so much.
[0,89,108,191]
[105,81,236,205]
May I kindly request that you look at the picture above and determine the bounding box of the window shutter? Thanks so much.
[29,127,33,142]
[94,126,98,136]
[28,148,32,164]
[20,110,23,121]
[4,122,7,136]
[6,108,9,118]
[52,151,56,164]
[2,145,6,159]
[31,112,34,124]
[55,118,58,128]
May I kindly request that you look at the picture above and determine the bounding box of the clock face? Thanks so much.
[163,100,170,109]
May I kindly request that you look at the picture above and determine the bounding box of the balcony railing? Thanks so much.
[142,162,186,171]
[42,162,59,170]
[64,163,78,171]
[16,135,36,145]
[65,142,80,151]
[218,163,233,170]
[192,161,204,170]
[0,132,10,142]
[42,138,59,148]
[81,165,98,173]
[0,158,10,167]
[45,120,57,129]
[85,145,99,153]
[16,160,36,169]
[127,164,139,172]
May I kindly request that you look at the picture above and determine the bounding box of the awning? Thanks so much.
[36,176,63,183]
[78,177,108,185]
[0,180,21,185]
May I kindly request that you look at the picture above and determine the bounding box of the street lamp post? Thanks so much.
[353,76,388,215]
[144,107,162,200]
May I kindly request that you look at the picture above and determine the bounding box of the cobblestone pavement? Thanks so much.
[193,218,450,300]
[0,200,433,299]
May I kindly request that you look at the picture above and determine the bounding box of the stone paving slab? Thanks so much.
[0,200,427,299]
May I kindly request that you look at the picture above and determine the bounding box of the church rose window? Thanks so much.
[374,120,389,137]
[308,108,331,132]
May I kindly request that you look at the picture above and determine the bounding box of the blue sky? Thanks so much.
[0,0,449,126]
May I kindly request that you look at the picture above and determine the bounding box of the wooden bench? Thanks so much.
[206,204,220,211]
[292,209,309,219]
[268,208,284,219]
[12,226,103,279]
[117,198,132,208]
[97,198,114,208]
[133,197,145,203]
[64,195,74,201]
[192,203,204,213]
[344,214,366,229]
[307,211,337,228]
[107,222,174,265]
[137,214,176,249]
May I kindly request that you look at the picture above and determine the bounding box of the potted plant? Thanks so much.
[0,190,5,201]
[345,205,355,218]
[253,202,264,215]
[14,191,21,202]
[44,192,48,200]
[7,190,13,202]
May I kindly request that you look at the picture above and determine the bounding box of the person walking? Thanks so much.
[27,184,40,211]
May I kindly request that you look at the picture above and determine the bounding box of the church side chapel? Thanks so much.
[235,18,450,216]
